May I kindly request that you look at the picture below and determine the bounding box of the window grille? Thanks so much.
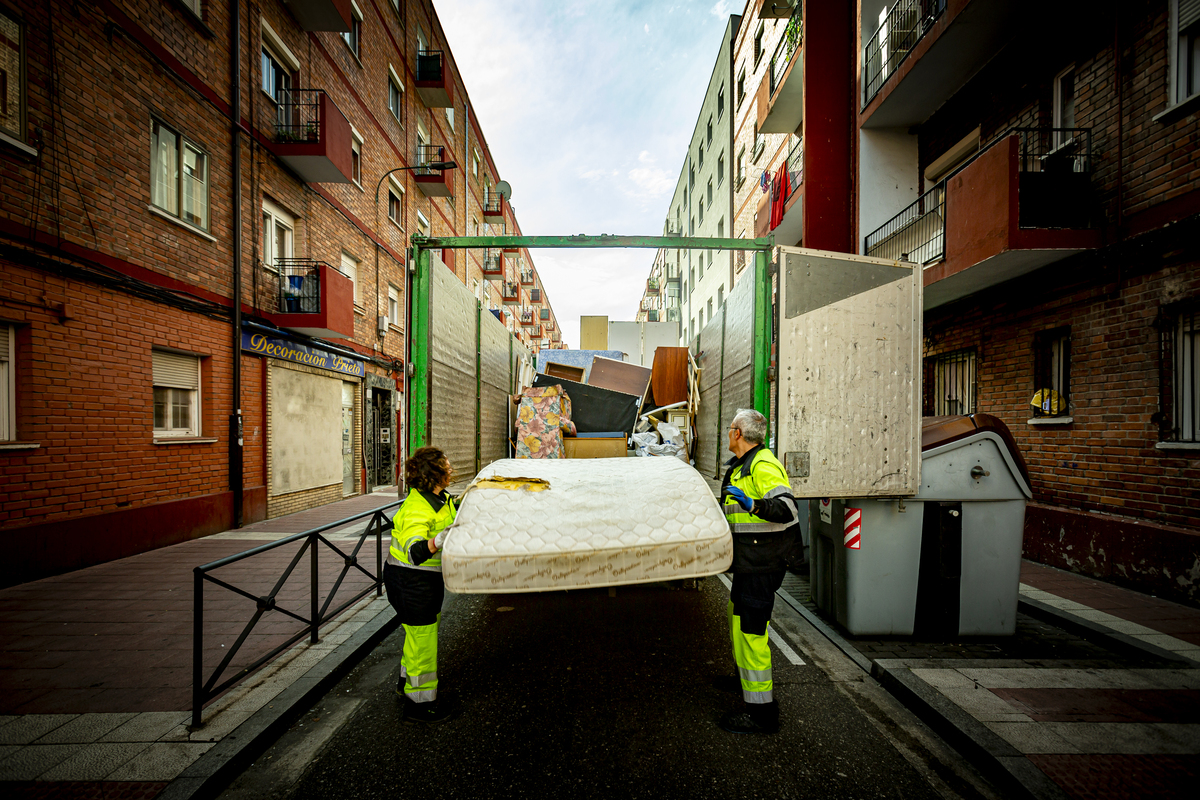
[1160,301,1199,442]
[1032,328,1070,417]
[924,349,976,416]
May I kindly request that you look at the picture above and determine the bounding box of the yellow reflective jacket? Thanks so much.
[390,489,457,572]
[722,445,800,573]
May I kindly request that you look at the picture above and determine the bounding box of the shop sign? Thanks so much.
[242,331,365,377]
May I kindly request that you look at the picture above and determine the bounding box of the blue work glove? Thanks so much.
[725,486,754,512]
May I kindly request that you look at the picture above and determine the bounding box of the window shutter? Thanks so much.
[1181,0,1200,31]
[153,350,199,389]
[0,325,9,360]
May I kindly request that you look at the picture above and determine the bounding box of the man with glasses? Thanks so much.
[716,408,800,734]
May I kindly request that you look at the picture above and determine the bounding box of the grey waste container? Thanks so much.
[809,414,1032,636]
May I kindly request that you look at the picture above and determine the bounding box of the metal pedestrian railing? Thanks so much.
[274,89,324,143]
[191,501,400,727]
[865,180,946,265]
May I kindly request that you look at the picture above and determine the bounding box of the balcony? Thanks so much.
[646,278,660,295]
[273,90,354,184]
[415,50,453,108]
[519,267,535,286]
[754,138,804,245]
[413,144,453,197]
[666,307,681,323]
[482,190,508,224]
[481,248,503,277]
[757,8,804,134]
[865,128,1100,310]
[285,0,352,32]
[647,310,660,323]
[519,308,537,327]
[861,0,1017,128]
[529,287,541,304]
[501,281,521,305]
[272,259,355,338]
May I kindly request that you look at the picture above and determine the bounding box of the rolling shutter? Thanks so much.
[152,350,199,389]
[1182,0,1200,32]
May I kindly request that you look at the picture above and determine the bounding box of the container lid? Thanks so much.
[922,414,1031,488]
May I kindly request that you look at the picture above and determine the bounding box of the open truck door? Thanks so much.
[774,246,923,498]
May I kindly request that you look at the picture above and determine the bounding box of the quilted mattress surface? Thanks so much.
[441,457,732,594]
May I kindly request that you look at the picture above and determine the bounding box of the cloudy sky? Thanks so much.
[439,0,742,348]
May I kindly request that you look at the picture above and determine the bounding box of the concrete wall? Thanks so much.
[857,128,920,253]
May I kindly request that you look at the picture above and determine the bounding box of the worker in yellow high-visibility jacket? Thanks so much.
[384,446,459,723]
[717,408,800,735]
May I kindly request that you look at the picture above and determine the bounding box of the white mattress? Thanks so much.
[441,457,732,594]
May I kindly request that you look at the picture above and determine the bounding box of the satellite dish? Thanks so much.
[496,180,512,201]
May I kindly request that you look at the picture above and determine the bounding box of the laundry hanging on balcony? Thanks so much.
[760,169,771,194]
[769,167,792,231]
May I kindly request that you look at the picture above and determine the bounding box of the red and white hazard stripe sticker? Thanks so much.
[844,507,862,549]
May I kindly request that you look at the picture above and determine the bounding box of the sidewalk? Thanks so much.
[0,489,403,797]
[779,559,1200,799]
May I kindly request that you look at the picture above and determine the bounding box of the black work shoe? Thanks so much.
[403,695,459,724]
[712,675,741,695]
[719,701,780,734]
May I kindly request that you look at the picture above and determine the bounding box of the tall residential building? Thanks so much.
[638,15,742,343]
[0,0,559,585]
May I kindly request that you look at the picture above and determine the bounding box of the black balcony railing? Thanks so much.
[769,8,804,97]
[483,190,503,216]
[865,181,946,265]
[863,0,946,107]
[192,503,398,727]
[275,89,324,143]
[415,144,448,176]
[277,259,324,313]
[785,137,803,200]
[519,268,534,285]
[502,281,520,299]
[482,248,502,273]
[416,49,445,82]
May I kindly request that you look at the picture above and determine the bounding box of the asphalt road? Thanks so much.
[220,578,1000,800]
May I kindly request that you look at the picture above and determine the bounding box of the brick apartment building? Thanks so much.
[0,0,560,586]
[645,0,1198,603]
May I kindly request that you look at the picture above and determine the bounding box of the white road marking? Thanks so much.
[716,574,806,665]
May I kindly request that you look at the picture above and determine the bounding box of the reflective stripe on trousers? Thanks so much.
[401,616,439,704]
[728,601,772,704]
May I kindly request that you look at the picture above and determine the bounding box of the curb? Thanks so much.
[871,660,1071,800]
[775,587,874,674]
[1016,597,1197,666]
[157,604,401,800]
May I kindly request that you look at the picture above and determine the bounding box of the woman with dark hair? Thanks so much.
[385,446,458,723]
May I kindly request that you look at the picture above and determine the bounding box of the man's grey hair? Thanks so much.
[731,408,767,445]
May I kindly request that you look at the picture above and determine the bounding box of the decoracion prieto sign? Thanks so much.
[241,332,365,377]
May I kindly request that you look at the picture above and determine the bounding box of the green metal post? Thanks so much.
[752,249,771,442]
[409,246,432,452]
[475,300,482,475]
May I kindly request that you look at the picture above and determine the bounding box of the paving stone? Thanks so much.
[104,741,215,781]
[34,713,138,744]
[982,721,1082,754]
[0,744,83,780]
[37,741,152,780]
[0,714,78,745]
[98,711,191,743]
[1041,722,1200,755]
[940,686,1035,720]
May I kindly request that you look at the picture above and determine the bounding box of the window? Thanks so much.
[736,146,746,186]
[417,119,429,150]
[698,200,704,224]
[416,210,431,237]
[752,124,764,161]
[754,23,765,65]
[151,119,209,230]
[0,9,25,146]
[1171,0,1200,105]
[387,177,404,227]
[1053,65,1076,148]
[924,349,977,416]
[472,149,480,179]
[1032,327,1071,418]
[717,84,725,119]
[717,152,725,186]
[718,285,724,308]
[707,298,713,320]
[698,253,705,279]
[707,116,713,146]
[343,2,363,58]
[261,47,291,104]
[262,198,294,269]
[152,350,200,438]
[737,67,746,108]
[388,284,402,328]
[717,218,724,240]
[351,133,363,186]
[689,215,695,235]
[698,309,704,327]
[1160,301,1199,443]
[446,106,454,129]
[0,323,13,441]
[340,251,359,306]
[707,178,713,208]
[388,69,404,122]
[689,165,695,188]
[698,143,704,168]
